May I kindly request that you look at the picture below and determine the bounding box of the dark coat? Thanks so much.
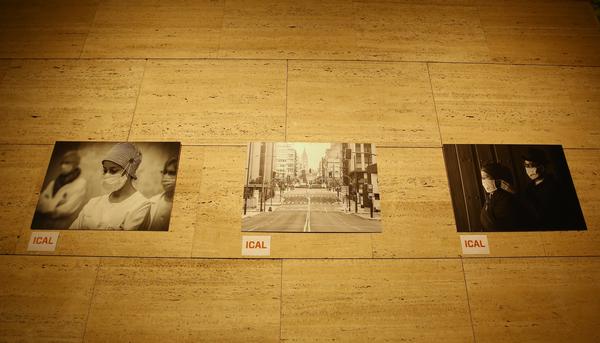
[522,176,565,229]
[480,189,523,231]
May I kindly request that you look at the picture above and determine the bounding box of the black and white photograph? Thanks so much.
[443,144,586,232]
[31,141,181,231]
[242,142,382,233]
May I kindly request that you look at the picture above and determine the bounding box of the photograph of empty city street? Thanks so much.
[241,142,382,233]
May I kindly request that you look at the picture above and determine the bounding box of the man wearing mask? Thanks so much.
[479,162,523,231]
[522,148,564,229]
[70,143,151,230]
[34,151,87,229]
[148,157,178,231]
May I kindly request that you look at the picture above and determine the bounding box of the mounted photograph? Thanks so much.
[31,141,181,231]
[443,144,586,232]
[242,142,382,233]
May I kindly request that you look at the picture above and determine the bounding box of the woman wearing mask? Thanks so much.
[479,162,523,231]
[148,157,178,231]
[70,143,151,230]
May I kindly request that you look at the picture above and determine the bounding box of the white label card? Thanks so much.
[242,236,271,256]
[460,235,490,255]
[28,232,60,252]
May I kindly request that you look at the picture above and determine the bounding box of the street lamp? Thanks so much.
[356,151,377,218]
[340,174,352,212]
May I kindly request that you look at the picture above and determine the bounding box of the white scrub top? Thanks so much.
[69,191,151,230]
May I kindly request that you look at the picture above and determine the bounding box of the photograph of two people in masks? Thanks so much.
[443,144,587,232]
[31,141,181,231]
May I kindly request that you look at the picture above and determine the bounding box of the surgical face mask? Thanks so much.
[102,172,128,192]
[161,175,176,193]
[526,167,540,180]
[482,179,497,194]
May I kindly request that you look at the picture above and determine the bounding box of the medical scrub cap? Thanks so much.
[481,162,513,184]
[522,147,548,165]
[162,156,179,173]
[102,143,142,179]
[61,150,81,167]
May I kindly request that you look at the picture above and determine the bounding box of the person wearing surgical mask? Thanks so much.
[479,162,524,231]
[148,157,178,231]
[33,151,87,229]
[521,148,564,229]
[69,143,151,230]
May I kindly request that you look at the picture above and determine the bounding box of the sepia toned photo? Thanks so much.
[242,142,382,233]
[31,141,181,231]
[443,144,586,232]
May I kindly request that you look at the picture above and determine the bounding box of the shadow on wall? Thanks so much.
[443,144,586,232]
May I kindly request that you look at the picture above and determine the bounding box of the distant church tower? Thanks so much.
[302,148,308,172]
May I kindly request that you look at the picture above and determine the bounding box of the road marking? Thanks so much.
[307,202,311,232]
[303,194,311,232]
[307,194,311,232]
[303,215,307,232]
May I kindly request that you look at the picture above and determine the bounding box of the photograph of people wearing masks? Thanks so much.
[442,144,586,232]
[31,141,181,231]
